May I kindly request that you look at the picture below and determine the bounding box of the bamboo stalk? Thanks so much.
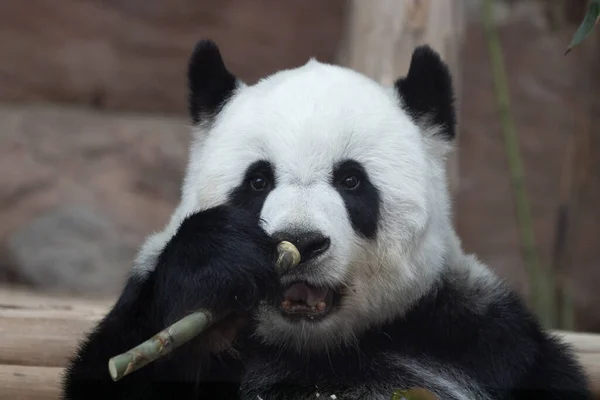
[108,310,212,381]
[275,241,302,275]
[481,0,556,329]
[107,241,301,381]
[553,17,598,331]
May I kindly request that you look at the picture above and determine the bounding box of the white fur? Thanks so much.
[390,355,492,400]
[132,58,491,351]
[241,353,492,400]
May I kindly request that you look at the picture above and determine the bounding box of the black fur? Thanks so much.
[62,205,279,400]
[395,45,457,141]
[228,160,276,222]
[63,228,591,399]
[332,159,381,239]
[242,270,590,399]
[63,41,589,400]
[188,40,238,124]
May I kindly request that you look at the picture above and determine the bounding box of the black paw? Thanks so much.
[152,205,279,325]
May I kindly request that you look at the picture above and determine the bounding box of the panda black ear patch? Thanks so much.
[187,40,238,124]
[394,45,456,141]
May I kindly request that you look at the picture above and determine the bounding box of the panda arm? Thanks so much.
[462,293,591,399]
[62,206,279,400]
[387,278,591,400]
[508,331,592,400]
[464,296,591,399]
[63,274,235,400]
[474,293,592,399]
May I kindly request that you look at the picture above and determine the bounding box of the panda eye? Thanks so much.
[340,175,360,190]
[249,175,269,191]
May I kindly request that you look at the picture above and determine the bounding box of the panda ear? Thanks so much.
[187,40,240,124]
[394,45,456,141]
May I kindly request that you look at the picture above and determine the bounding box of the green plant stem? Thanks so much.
[107,241,302,381]
[481,0,556,329]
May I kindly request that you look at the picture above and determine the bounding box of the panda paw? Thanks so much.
[152,205,279,328]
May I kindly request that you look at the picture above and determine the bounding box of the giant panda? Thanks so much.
[62,39,591,400]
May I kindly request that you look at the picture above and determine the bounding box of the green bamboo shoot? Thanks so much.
[108,240,300,381]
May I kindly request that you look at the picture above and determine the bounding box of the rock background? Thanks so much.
[0,0,598,330]
[456,1,600,331]
[0,0,347,295]
[0,105,190,293]
[0,0,347,114]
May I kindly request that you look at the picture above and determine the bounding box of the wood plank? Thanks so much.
[0,286,111,367]
[0,365,63,400]
[0,316,97,367]
[0,286,113,313]
[555,331,600,395]
[0,288,598,396]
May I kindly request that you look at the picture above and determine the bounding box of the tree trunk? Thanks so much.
[337,0,465,195]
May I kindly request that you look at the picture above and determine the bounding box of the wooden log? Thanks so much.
[0,285,113,315]
[0,315,98,368]
[0,286,112,367]
[554,331,600,396]
[0,365,63,400]
[0,287,599,397]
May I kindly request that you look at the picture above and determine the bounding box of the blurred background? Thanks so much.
[0,0,598,333]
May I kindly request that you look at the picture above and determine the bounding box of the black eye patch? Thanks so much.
[228,160,275,221]
[331,160,380,239]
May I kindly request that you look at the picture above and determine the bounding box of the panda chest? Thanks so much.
[239,352,410,400]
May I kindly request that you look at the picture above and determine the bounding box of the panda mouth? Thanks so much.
[278,282,335,319]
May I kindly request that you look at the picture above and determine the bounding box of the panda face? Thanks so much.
[136,41,457,351]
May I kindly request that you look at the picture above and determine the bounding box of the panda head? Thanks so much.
[137,40,458,351]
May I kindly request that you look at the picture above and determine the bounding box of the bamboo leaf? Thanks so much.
[566,0,600,55]
[390,388,438,400]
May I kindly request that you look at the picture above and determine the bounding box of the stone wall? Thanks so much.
[456,1,600,331]
[0,0,347,115]
[0,0,347,295]
[0,105,190,294]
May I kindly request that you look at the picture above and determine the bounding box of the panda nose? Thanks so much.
[272,231,331,263]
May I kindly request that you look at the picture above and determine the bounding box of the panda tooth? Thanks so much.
[281,300,292,310]
[316,301,327,311]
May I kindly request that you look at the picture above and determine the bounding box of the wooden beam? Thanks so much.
[0,364,63,400]
[554,331,600,395]
[0,287,598,396]
[0,286,113,367]
[0,315,98,368]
